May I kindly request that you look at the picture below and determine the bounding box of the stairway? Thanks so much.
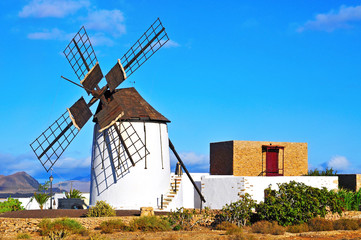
[160,175,182,210]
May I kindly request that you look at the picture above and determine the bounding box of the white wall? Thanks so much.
[201,176,244,209]
[244,176,338,204]
[182,173,209,209]
[202,176,338,209]
[90,121,171,209]
[17,193,90,210]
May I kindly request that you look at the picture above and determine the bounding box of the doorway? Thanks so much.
[262,145,284,176]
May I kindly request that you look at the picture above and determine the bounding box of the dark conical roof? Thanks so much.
[94,87,170,124]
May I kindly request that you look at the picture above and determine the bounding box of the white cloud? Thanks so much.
[327,155,350,171]
[27,28,72,40]
[90,33,115,47]
[0,152,43,176]
[19,0,90,18]
[170,151,209,173]
[0,152,91,181]
[164,40,180,48]
[83,9,126,37]
[56,156,91,169]
[179,152,209,165]
[298,5,361,32]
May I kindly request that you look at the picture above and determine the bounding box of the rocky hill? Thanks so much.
[0,171,39,194]
[0,172,90,198]
[53,180,90,193]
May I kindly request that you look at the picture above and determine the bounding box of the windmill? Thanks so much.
[30,18,205,209]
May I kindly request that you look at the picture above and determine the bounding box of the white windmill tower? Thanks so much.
[30,19,205,210]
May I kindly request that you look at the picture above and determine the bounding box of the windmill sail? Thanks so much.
[102,122,149,177]
[30,111,79,172]
[63,26,98,81]
[120,18,169,78]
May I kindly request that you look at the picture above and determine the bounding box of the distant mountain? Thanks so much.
[53,180,90,193]
[0,172,90,198]
[71,175,90,182]
[0,172,39,194]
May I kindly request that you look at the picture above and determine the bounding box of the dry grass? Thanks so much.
[251,221,285,235]
[308,218,334,231]
[287,223,309,233]
[333,219,360,230]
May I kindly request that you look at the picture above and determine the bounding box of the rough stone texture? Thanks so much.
[0,216,137,234]
[210,140,308,176]
[140,207,154,217]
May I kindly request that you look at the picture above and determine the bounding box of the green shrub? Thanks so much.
[251,221,285,235]
[338,188,361,211]
[304,167,337,176]
[30,182,51,210]
[307,218,333,231]
[87,201,115,217]
[287,223,309,233]
[65,188,85,199]
[16,233,30,239]
[215,193,256,227]
[333,219,359,230]
[100,219,127,233]
[38,218,86,237]
[130,216,171,232]
[256,181,343,226]
[0,197,24,213]
[165,207,195,230]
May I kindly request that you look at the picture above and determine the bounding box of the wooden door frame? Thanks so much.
[261,145,285,176]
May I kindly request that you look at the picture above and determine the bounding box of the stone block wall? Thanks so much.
[210,140,308,176]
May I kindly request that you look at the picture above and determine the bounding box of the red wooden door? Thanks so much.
[266,149,280,176]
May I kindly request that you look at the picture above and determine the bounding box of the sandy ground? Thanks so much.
[2,210,361,239]
[2,220,361,240]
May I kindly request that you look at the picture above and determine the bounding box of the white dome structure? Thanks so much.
[89,87,171,209]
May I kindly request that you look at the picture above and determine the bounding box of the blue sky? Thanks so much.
[1,0,361,183]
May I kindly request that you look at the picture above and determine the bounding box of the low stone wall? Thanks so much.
[0,216,136,234]
[202,176,338,209]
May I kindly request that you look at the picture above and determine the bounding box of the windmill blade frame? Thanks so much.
[30,111,79,172]
[120,18,169,78]
[63,26,98,81]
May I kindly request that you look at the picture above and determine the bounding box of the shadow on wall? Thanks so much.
[92,122,148,195]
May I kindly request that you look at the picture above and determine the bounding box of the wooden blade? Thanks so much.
[94,97,125,133]
[107,122,150,172]
[80,62,104,94]
[105,59,126,92]
[67,97,92,130]
[169,139,206,203]
[30,111,79,172]
[63,26,98,81]
[120,18,169,78]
